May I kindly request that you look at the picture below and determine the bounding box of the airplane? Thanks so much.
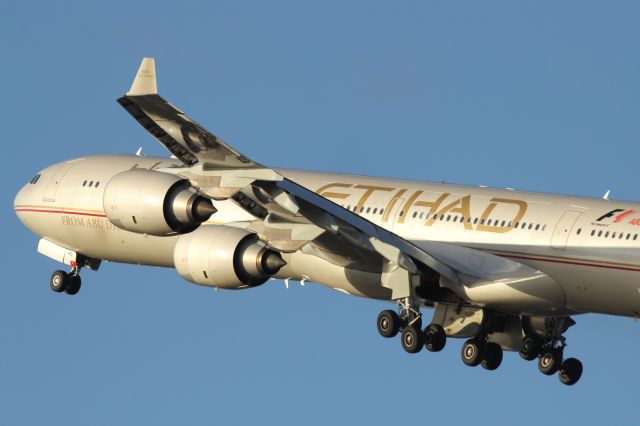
[14,58,640,386]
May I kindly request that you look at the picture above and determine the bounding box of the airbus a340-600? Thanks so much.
[15,58,640,386]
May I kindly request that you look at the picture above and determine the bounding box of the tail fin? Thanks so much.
[127,57,157,96]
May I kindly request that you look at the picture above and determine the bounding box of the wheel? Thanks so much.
[65,275,82,295]
[461,339,484,367]
[377,310,400,338]
[538,349,563,375]
[50,270,68,293]
[519,336,541,361]
[481,342,503,371]
[558,358,583,386]
[424,324,446,352]
[401,325,424,354]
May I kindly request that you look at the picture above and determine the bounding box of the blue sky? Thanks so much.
[2,1,640,424]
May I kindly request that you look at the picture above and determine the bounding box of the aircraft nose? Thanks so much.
[14,184,28,218]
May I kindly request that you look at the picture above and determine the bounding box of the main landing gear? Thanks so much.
[376,298,447,355]
[518,318,583,386]
[50,267,82,295]
[460,338,504,371]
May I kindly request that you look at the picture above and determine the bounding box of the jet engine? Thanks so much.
[173,225,286,289]
[103,169,216,235]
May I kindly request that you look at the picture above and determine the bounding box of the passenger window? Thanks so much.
[501,220,506,227]
[605,232,609,238]
[95,181,100,188]
[433,214,438,220]
[619,233,624,239]
[82,180,87,187]
[474,218,479,224]
[373,208,377,214]
[480,219,486,225]
[360,206,364,213]
[487,219,492,226]
[366,207,371,214]
[634,234,638,241]
[528,223,533,230]
[399,210,404,217]
[612,232,617,238]
[89,181,94,187]
[627,233,631,240]
[542,225,547,231]
[412,211,417,218]
[598,231,603,237]
[535,224,540,231]
[591,230,595,236]
[576,228,581,235]
[419,212,424,219]
[521,223,526,229]
[380,209,384,215]
[446,215,451,221]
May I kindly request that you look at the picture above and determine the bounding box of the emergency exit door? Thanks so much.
[550,211,582,249]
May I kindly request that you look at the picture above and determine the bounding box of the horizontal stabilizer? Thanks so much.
[127,57,157,96]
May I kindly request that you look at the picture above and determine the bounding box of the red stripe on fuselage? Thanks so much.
[494,253,640,273]
[14,208,107,218]
[14,208,640,273]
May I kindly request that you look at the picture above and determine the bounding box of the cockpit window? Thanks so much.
[29,174,41,184]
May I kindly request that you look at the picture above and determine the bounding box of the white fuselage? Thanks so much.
[14,155,640,318]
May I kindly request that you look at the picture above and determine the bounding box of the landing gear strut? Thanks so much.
[49,266,82,295]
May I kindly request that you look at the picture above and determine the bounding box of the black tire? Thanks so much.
[519,336,541,361]
[50,270,68,293]
[424,324,447,352]
[377,310,400,338]
[481,342,503,371]
[538,349,563,375]
[559,358,583,386]
[65,275,82,295]
[461,339,484,367]
[401,325,424,354]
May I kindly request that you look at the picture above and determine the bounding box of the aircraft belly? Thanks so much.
[469,244,640,317]
[515,259,640,317]
[276,251,392,300]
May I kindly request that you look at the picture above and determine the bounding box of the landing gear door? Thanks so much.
[43,163,73,202]
[550,210,582,249]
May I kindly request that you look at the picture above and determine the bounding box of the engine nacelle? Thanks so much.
[173,225,286,289]
[103,169,216,236]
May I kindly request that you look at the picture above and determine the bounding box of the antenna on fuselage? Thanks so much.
[135,147,144,157]
[603,190,611,200]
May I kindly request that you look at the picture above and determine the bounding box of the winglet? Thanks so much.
[127,57,157,96]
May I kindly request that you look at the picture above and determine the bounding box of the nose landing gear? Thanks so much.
[49,267,82,295]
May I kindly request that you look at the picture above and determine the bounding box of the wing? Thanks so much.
[118,58,559,305]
